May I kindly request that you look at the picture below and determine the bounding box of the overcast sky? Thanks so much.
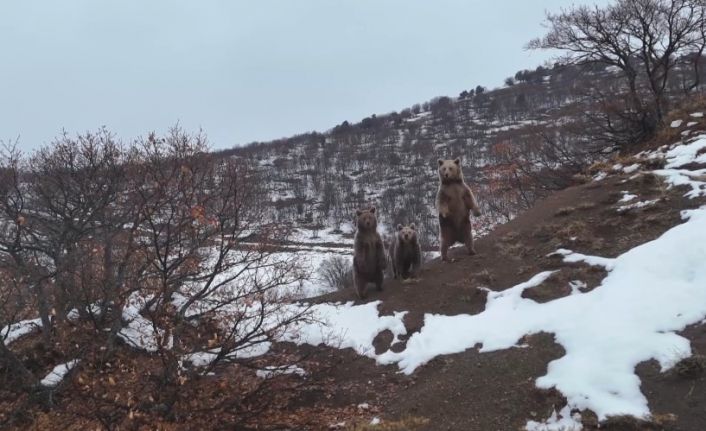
[0,1,606,152]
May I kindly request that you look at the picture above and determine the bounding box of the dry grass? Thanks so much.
[576,202,597,211]
[572,173,592,184]
[556,220,588,242]
[587,161,614,175]
[532,223,559,242]
[637,95,706,152]
[471,269,494,285]
[554,206,576,217]
[672,355,705,379]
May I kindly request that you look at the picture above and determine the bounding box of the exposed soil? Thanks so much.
[4,171,706,430]
[299,172,706,431]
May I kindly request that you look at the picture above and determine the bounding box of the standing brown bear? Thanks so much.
[353,207,387,299]
[436,158,481,261]
[390,224,422,280]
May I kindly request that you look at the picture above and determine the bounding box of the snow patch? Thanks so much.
[619,191,637,202]
[622,164,641,174]
[256,365,306,379]
[663,135,706,168]
[1,318,42,344]
[569,280,586,295]
[118,293,173,352]
[592,172,607,182]
[617,199,659,213]
[285,301,407,360]
[41,360,79,387]
[670,119,683,128]
[550,249,615,270]
[526,406,582,431]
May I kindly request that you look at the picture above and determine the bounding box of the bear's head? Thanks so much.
[437,158,463,184]
[355,207,378,232]
[396,223,417,244]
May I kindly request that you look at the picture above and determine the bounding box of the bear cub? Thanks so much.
[436,157,481,261]
[389,223,422,280]
[353,207,387,299]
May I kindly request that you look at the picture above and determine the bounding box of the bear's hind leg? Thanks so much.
[463,223,476,255]
[440,235,452,262]
[354,272,368,299]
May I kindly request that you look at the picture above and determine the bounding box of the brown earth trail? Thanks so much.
[302,170,706,431]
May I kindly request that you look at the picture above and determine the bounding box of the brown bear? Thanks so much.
[352,207,387,299]
[436,158,481,261]
[389,223,422,280]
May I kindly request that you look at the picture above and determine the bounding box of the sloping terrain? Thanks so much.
[3,115,706,431]
[222,63,635,247]
[291,116,706,430]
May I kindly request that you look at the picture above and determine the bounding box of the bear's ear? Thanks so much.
[453,157,461,165]
[437,159,444,166]
[397,224,403,231]
[369,206,376,214]
[356,209,362,216]
[409,223,416,230]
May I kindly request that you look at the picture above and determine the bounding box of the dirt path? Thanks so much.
[302,172,706,431]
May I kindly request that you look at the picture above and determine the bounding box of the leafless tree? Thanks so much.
[0,128,312,426]
[529,0,706,143]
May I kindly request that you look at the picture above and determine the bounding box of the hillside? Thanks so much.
[220,63,619,249]
[4,106,706,430]
[220,59,706,260]
[290,110,706,430]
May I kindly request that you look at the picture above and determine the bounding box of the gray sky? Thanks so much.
[0,1,604,152]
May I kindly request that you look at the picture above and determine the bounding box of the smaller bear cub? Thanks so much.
[389,223,422,280]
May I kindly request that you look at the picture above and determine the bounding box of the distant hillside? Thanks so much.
[218,61,705,246]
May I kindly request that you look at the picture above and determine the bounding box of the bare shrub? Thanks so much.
[318,255,353,291]
[0,127,313,427]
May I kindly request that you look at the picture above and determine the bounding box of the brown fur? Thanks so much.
[389,223,422,279]
[436,158,481,261]
[352,207,387,299]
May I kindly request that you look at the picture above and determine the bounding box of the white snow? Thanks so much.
[284,301,407,359]
[379,203,706,420]
[619,191,637,202]
[690,112,703,118]
[181,342,274,369]
[289,227,353,245]
[569,280,586,295]
[1,318,42,344]
[617,199,659,213]
[592,172,607,181]
[526,406,582,431]
[687,121,699,127]
[370,417,382,425]
[654,168,706,199]
[41,360,79,387]
[118,293,173,352]
[670,119,683,128]
[179,301,406,369]
[256,365,306,379]
[663,135,706,169]
[622,164,641,174]
[67,303,103,321]
[550,249,615,270]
